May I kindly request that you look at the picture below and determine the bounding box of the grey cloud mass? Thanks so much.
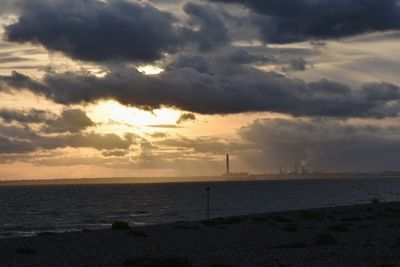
[2,67,400,118]
[285,58,308,72]
[168,54,210,73]
[0,107,124,155]
[212,0,400,43]
[182,2,230,51]
[176,113,196,124]
[4,0,230,62]
[0,124,135,154]
[0,108,95,133]
[5,0,180,62]
[0,108,48,124]
[238,118,400,172]
[42,109,95,133]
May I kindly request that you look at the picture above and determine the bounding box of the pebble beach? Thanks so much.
[1,201,400,267]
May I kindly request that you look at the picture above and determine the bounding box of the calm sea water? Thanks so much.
[1,177,400,238]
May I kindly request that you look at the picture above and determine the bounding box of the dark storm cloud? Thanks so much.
[42,109,95,133]
[0,136,36,154]
[212,0,400,43]
[0,108,48,123]
[0,107,95,133]
[5,0,180,62]
[102,150,129,157]
[2,66,400,118]
[0,107,131,154]
[4,0,231,63]
[0,124,135,154]
[176,113,196,124]
[169,55,209,73]
[285,58,308,72]
[225,48,272,65]
[181,2,230,51]
[43,132,134,150]
[238,118,400,172]
[0,71,45,94]
[279,58,309,73]
[166,48,272,74]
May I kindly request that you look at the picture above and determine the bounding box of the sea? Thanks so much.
[1,177,400,238]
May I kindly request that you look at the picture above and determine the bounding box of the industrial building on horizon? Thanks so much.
[222,154,251,180]
[220,154,400,181]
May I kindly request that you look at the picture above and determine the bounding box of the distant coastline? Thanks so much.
[1,171,400,186]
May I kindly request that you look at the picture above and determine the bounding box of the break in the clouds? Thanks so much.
[213,0,400,43]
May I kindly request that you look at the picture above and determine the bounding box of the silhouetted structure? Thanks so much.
[206,187,210,220]
[226,154,230,175]
[222,154,250,180]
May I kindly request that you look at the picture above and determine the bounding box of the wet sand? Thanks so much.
[1,201,400,266]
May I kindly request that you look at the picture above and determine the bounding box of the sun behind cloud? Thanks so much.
[88,100,181,133]
[137,65,164,75]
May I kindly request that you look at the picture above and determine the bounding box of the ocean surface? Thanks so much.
[1,177,400,238]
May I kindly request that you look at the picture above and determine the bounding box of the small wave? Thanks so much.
[3,178,400,238]
[130,210,151,217]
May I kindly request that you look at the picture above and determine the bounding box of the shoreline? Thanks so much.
[1,173,400,186]
[1,201,400,266]
[0,200,387,240]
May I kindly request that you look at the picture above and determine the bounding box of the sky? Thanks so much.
[0,0,400,180]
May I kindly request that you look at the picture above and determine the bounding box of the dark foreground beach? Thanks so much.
[1,202,400,267]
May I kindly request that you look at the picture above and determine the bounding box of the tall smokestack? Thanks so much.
[226,154,230,175]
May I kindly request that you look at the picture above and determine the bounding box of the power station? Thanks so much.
[223,154,323,179]
[223,154,250,180]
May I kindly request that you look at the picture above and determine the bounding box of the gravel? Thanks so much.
[1,202,400,267]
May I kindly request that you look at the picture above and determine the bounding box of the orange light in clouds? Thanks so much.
[137,65,164,75]
[88,100,181,129]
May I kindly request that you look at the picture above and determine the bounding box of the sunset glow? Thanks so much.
[88,100,181,130]
[2,2,400,266]
[0,0,400,180]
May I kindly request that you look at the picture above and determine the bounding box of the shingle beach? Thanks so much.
[1,202,400,267]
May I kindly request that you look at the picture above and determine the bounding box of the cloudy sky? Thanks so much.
[0,0,400,180]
